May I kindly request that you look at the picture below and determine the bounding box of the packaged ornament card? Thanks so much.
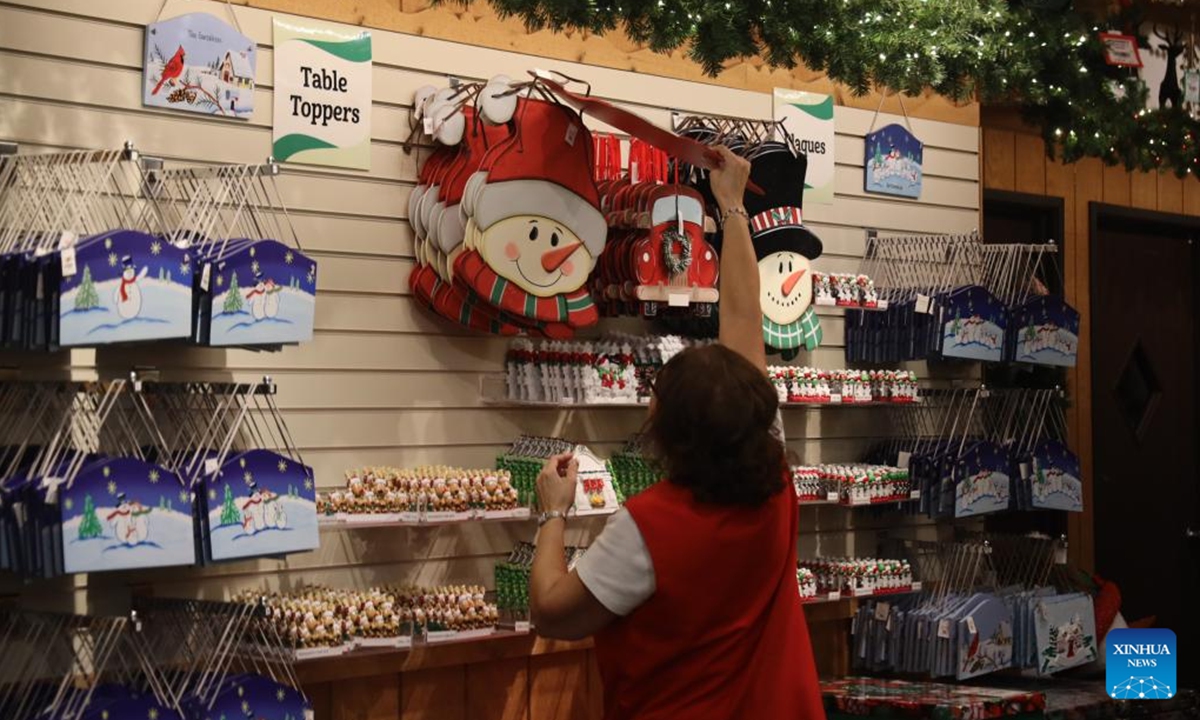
[940,286,1006,362]
[203,449,318,562]
[1012,295,1079,367]
[1035,593,1097,675]
[953,442,1011,518]
[205,239,317,346]
[60,457,197,574]
[58,230,194,346]
[572,446,621,516]
[864,123,923,199]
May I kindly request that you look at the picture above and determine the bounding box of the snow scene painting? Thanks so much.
[208,240,316,346]
[58,230,194,346]
[864,123,923,199]
[143,12,256,119]
[942,286,1007,362]
[1036,594,1097,675]
[1013,295,1079,367]
[955,442,1012,517]
[205,448,317,562]
[60,457,196,574]
[1031,440,1083,512]
[958,596,1014,680]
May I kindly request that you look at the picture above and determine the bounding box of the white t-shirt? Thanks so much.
[575,412,785,616]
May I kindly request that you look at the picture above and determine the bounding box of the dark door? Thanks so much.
[1091,204,1199,684]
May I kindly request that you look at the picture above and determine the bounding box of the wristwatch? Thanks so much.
[537,510,568,526]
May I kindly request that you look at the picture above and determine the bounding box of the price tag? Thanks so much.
[58,231,78,250]
[937,619,951,639]
[200,263,212,292]
[514,620,531,634]
[667,292,689,307]
[966,616,977,635]
[826,492,839,502]
[909,490,921,500]
[829,394,842,404]
[61,247,77,277]
[911,581,922,591]
[305,710,315,720]
[1055,544,1068,565]
[1187,70,1200,104]
[874,602,891,621]
[1019,462,1031,479]
[630,161,640,184]
[886,612,894,632]
[422,117,434,134]
[853,586,872,597]
[204,458,219,475]
[897,451,911,469]
[917,622,925,639]
[915,293,933,315]
[827,591,841,602]
[565,122,579,147]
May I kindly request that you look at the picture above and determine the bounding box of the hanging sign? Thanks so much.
[272,18,372,170]
[773,89,835,205]
[864,123,923,199]
[143,12,256,119]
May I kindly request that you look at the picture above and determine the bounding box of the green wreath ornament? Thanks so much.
[661,228,692,276]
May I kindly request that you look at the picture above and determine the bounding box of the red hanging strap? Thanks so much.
[539,77,763,194]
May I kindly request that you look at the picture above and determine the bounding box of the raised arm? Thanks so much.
[710,147,766,373]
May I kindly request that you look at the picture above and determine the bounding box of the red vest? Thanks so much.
[593,480,826,720]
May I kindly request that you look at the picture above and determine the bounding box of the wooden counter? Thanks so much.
[300,601,855,718]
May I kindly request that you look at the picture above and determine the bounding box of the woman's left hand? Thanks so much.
[537,452,578,514]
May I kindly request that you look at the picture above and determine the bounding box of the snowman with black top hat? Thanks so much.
[743,146,825,360]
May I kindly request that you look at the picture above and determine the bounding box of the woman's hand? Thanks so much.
[709,145,751,212]
[537,452,578,514]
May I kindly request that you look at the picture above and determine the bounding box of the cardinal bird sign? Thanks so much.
[143,12,256,119]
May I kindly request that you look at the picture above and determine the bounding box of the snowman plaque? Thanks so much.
[864,123,924,199]
[744,144,825,360]
[58,230,194,345]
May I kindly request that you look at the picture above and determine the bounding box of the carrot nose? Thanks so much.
[541,241,582,273]
[781,268,806,297]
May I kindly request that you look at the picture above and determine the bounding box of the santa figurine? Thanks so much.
[457,97,607,334]
[741,145,825,361]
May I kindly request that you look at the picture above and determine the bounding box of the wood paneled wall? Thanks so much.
[981,107,1200,573]
[0,1,979,715]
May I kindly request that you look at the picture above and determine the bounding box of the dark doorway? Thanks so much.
[1091,203,1199,684]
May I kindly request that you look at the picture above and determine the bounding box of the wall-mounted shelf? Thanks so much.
[481,374,922,409]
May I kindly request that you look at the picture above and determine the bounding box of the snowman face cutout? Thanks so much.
[758,251,813,325]
[480,215,593,297]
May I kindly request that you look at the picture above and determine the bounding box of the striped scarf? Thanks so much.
[458,250,599,329]
[762,306,822,352]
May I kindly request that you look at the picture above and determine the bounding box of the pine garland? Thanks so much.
[450,0,1200,178]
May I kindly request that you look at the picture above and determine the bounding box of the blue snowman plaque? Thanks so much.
[864,123,924,199]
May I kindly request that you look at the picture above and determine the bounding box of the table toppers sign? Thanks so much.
[272,18,373,170]
[143,10,256,119]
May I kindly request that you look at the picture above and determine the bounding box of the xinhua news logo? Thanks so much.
[1106,628,1177,700]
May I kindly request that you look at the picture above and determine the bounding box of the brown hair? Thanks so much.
[645,345,786,506]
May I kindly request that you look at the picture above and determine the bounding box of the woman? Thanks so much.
[529,146,826,719]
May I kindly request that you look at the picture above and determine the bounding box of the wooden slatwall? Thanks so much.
[0,0,977,631]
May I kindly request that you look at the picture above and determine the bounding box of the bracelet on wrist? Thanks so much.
[537,509,568,527]
[720,207,749,226]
